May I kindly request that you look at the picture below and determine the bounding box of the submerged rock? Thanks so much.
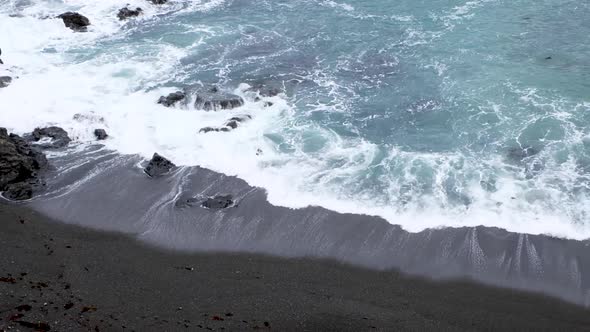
[225,115,252,130]
[201,195,234,209]
[94,129,108,140]
[198,127,231,134]
[246,83,282,97]
[144,153,176,177]
[118,7,143,20]
[58,12,90,32]
[199,115,252,134]
[506,146,539,162]
[31,126,71,149]
[157,91,186,107]
[0,76,11,88]
[0,128,48,201]
[194,90,244,111]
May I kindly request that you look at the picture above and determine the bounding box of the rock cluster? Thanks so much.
[0,128,49,200]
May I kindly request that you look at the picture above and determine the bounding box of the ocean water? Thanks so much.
[1,0,590,239]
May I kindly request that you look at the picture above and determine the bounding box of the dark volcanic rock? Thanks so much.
[194,90,244,111]
[144,153,176,177]
[118,7,143,20]
[201,195,234,209]
[58,12,90,32]
[228,115,252,123]
[0,128,48,201]
[94,129,108,140]
[157,91,186,107]
[199,127,219,134]
[31,126,71,149]
[199,115,251,134]
[225,120,239,129]
[0,76,12,88]
[9,134,48,169]
[148,0,168,4]
[4,182,33,200]
[199,127,230,134]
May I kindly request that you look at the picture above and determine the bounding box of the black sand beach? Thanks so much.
[2,202,590,331]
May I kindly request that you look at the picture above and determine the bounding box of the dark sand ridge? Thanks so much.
[18,146,590,307]
[2,202,590,331]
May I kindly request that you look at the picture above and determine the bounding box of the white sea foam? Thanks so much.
[1,0,590,241]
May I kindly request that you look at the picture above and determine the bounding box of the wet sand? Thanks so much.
[1,202,590,331]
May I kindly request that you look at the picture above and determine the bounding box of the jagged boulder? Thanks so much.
[3,182,33,201]
[157,91,186,107]
[58,12,90,32]
[0,128,48,201]
[144,153,176,177]
[9,133,48,169]
[118,7,143,20]
[194,87,244,111]
[31,126,71,149]
[94,129,108,140]
[201,195,234,209]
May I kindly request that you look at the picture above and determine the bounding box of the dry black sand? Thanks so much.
[1,202,590,332]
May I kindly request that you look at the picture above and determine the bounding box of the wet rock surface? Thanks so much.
[199,126,230,134]
[199,115,252,134]
[144,153,176,177]
[0,76,12,88]
[94,129,108,140]
[506,146,539,162]
[194,88,244,111]
[57,12,91,32]
[3,182,33,201]
[117,7,143,20]
[0,128,48,201]
[30,126,71,149]
[201,195,234,209]
[157,91,186,107]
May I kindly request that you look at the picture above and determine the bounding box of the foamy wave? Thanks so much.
[1,0,590,241]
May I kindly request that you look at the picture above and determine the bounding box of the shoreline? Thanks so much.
[2,201,590,331]
[22,148,590,307]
